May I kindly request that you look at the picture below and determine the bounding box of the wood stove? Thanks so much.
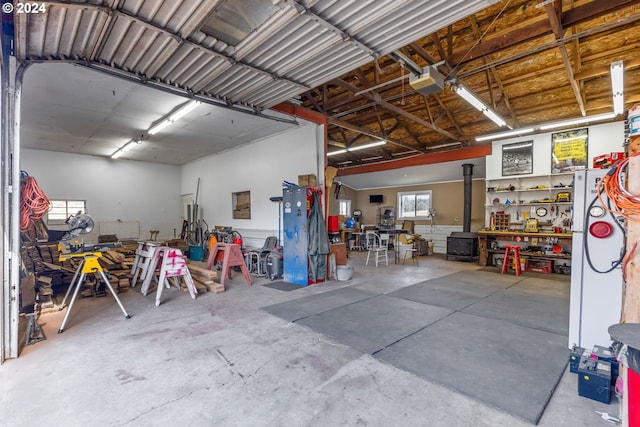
[446,163,479,261]
[446,232,479,261]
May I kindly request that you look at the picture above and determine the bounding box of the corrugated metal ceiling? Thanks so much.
[15,0,498,112]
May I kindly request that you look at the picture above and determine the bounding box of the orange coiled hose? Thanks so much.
[20,175,50,232]
[597,152,640,220]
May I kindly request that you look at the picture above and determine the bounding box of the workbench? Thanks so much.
[477,230,573,271]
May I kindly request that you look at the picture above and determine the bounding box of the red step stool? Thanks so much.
[501,245,522,276]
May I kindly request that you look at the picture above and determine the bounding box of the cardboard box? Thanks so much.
[298,174,317,186]
[330,243,347,265]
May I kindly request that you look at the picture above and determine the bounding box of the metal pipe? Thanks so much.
[7,63,28,359]
[462,163,474,233]
[1,28,9,363]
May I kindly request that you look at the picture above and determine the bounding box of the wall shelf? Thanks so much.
[486,173,574,229]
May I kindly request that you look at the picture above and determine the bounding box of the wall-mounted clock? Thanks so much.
[536,207,548,217]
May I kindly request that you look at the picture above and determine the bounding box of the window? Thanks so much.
[338,199,351,217]
[48,200,87,223]
[398,191,432,219]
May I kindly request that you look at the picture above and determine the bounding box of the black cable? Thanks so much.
[583,191,625,274]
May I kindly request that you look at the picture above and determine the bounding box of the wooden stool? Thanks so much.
[501,245,522,276]
[403,248,418,265]
[206,243,252,286]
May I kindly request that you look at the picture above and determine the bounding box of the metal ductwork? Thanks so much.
[462,163,473,232]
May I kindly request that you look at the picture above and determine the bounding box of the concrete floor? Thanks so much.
[1,252,619,426]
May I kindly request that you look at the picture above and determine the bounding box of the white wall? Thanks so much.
[486,121,625,180]
[21,149,182,242]
[181,122,323,248]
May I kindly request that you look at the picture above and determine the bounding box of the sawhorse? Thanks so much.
[58,252,131,333]
[206,243,251,286]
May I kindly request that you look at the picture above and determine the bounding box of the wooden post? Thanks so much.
[624,132,640,323]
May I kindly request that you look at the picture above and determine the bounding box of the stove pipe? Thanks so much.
[462,163,474,232]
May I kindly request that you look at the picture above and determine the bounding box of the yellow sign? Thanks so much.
[552,128,588,173]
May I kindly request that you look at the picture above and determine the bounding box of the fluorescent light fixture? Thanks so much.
[476,127,535,142]
[327,140,386,156]
[430,142,462,149]
[111,140,140,159]
[538,112,616,130]
[327,149,348,156]
[348,140,386,151]
[503,141,533,150]
[475,112,618,141]
[483,109,507,127]
[454,83,508,128]
[148,100,202,136]
[148,119,172,135]
[169,100,202,122]
[611,60,624,115]
[454,85,486,111]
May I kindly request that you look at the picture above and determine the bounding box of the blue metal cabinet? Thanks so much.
[283,186,326,286]
[283,187,309,285]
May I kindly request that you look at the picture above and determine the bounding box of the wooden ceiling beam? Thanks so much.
[449,0,640,67]
[328,117,425,153]
[575,56,640,80]
[562,0,640,27]
[408,42,439,66]
[332,78,459,140]
[546,3,586,116]
[432,93,465,136]
[469,15,518,126]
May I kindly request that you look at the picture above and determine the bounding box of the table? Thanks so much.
[376,229,409,263]
[477,230,573,271]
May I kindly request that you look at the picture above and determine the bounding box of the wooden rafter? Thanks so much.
[546,2,586,116]
[328,117,425,153]
[332,78,458,140]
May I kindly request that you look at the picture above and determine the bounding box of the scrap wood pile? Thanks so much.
[97,249,136,293]
[187,264,223,294]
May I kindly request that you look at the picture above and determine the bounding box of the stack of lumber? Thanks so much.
[188,264,224,293]
[99,250,135,292]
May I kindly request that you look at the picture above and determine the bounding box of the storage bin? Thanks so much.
[336,264,353,281]
[189,245,203,261]
[525,259,553,273]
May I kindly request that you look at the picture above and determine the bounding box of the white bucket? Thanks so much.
[336,264,353,281]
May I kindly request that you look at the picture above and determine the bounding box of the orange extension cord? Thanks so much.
[597,151,640,221]
[19,174,50,232]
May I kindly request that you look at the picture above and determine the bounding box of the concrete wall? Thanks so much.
[181,122,323,248]
[21,149,181,242]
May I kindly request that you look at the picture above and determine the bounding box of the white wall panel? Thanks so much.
[21,149,181,243]
[486,121,625,180]
[181,122,322,247]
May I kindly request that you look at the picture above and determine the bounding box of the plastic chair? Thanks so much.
[366,233,389,267]
[246,236,277,276]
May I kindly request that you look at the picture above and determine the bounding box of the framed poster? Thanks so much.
[502,140,533,176]
[551,128,588,173]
